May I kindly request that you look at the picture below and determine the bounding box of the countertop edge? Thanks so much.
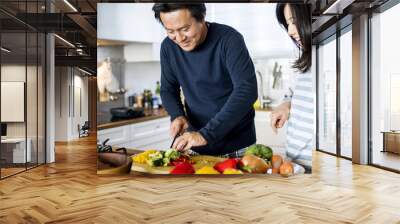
[97,113,169,130]
[98,108,271,130]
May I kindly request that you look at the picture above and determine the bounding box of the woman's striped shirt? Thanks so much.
[284,72,314,171]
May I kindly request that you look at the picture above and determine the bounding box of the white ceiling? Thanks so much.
[98,3,297,59]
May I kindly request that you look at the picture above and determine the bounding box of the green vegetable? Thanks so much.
[146,151,164,167]
[164,149,180,161]
[161,149,181,166]
[145,149,181,167]
[148,158,164,167]
[245,144,273,161]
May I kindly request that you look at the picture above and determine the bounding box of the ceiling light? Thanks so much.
[54,34,75,48]
[1,47,11,53]
[78,67,93,76]
[63,0,78,12]
[323,0,355,15]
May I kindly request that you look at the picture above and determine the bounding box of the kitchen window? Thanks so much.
[0,1,47,179]
[339,27,352,159]
[370,2,400,172]
[316,22,353,160]
[317,35,337,155]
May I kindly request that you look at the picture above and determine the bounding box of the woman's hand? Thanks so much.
[270,101,291,134]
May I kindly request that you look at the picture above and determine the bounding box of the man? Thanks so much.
[152,3,258,156]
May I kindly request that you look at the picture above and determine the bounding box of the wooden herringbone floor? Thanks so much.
[1,134,400,224]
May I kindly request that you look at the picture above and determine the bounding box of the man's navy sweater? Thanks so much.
[160,22,258,155]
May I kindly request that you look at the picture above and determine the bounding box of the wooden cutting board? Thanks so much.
[130,155,225,174]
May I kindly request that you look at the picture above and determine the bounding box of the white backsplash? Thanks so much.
[99,45,299,109]
[124,61,162,106]
[97,46,124,62]
[122,58,297,108]
[254,58,297,107]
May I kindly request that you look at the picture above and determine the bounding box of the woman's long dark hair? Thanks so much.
[276,3,311,73]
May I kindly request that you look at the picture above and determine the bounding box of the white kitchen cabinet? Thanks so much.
[254,111,287,147]
[98,4,164,43]
[130,117,171,150]
[99,112,286,151]
[97,125,130,146]
[98,117,172,151]
[124,43,161,62]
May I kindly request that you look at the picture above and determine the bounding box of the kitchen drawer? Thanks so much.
[98,125,130,145]
[127,137,171,151]
[139,139,171,151]
[131,117,170,140]
[128,132,171,150]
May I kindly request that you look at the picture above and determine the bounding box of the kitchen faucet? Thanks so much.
[256,70,272,109]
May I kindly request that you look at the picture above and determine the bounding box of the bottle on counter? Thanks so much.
[155,81,162,108]
[149,90,153,109]
[155,81,161,95]
[143,90,148,109]
[136,94,143,108]
[128,94,135,107]
[143,89,153,110]
[152,96,159,109]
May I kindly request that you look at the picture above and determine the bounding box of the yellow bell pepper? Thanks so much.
[195,166,220,174]
[132,149,157,164]
[223,168,243,174]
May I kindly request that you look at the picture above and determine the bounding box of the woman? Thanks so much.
[272,4,313,173]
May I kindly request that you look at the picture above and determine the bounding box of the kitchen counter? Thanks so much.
[97,108,169,130]
[98,107,272,131]
[255,107,274,112]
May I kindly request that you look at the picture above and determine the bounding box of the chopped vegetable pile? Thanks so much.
[132,144,297,177]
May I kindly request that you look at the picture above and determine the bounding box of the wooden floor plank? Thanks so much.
[0,134,400,223]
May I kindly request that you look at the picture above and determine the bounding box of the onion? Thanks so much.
[280,161,294,177]
[240,155,270,174]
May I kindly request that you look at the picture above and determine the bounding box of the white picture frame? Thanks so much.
[1,81,25,122]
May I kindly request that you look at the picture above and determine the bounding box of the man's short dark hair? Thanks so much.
[152,3,206,24]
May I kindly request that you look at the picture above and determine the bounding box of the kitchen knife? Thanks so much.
[170,133,180,149]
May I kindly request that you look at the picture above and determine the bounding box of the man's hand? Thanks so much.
[270,101,291,134]
[173,132,207,152]
[170,116,189,137]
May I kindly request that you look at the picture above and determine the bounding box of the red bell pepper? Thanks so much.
[170,155,193,166]
[213,158,239,173]
[169,162,195,174]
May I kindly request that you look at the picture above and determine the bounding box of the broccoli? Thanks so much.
[164,149,180,160]
[145,149,181,167]
[163,157,171,167]
[245,144,273,161]
[162,149,181,166]
[146,151,164,167]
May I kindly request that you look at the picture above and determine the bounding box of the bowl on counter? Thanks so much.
[97,151,132,175]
